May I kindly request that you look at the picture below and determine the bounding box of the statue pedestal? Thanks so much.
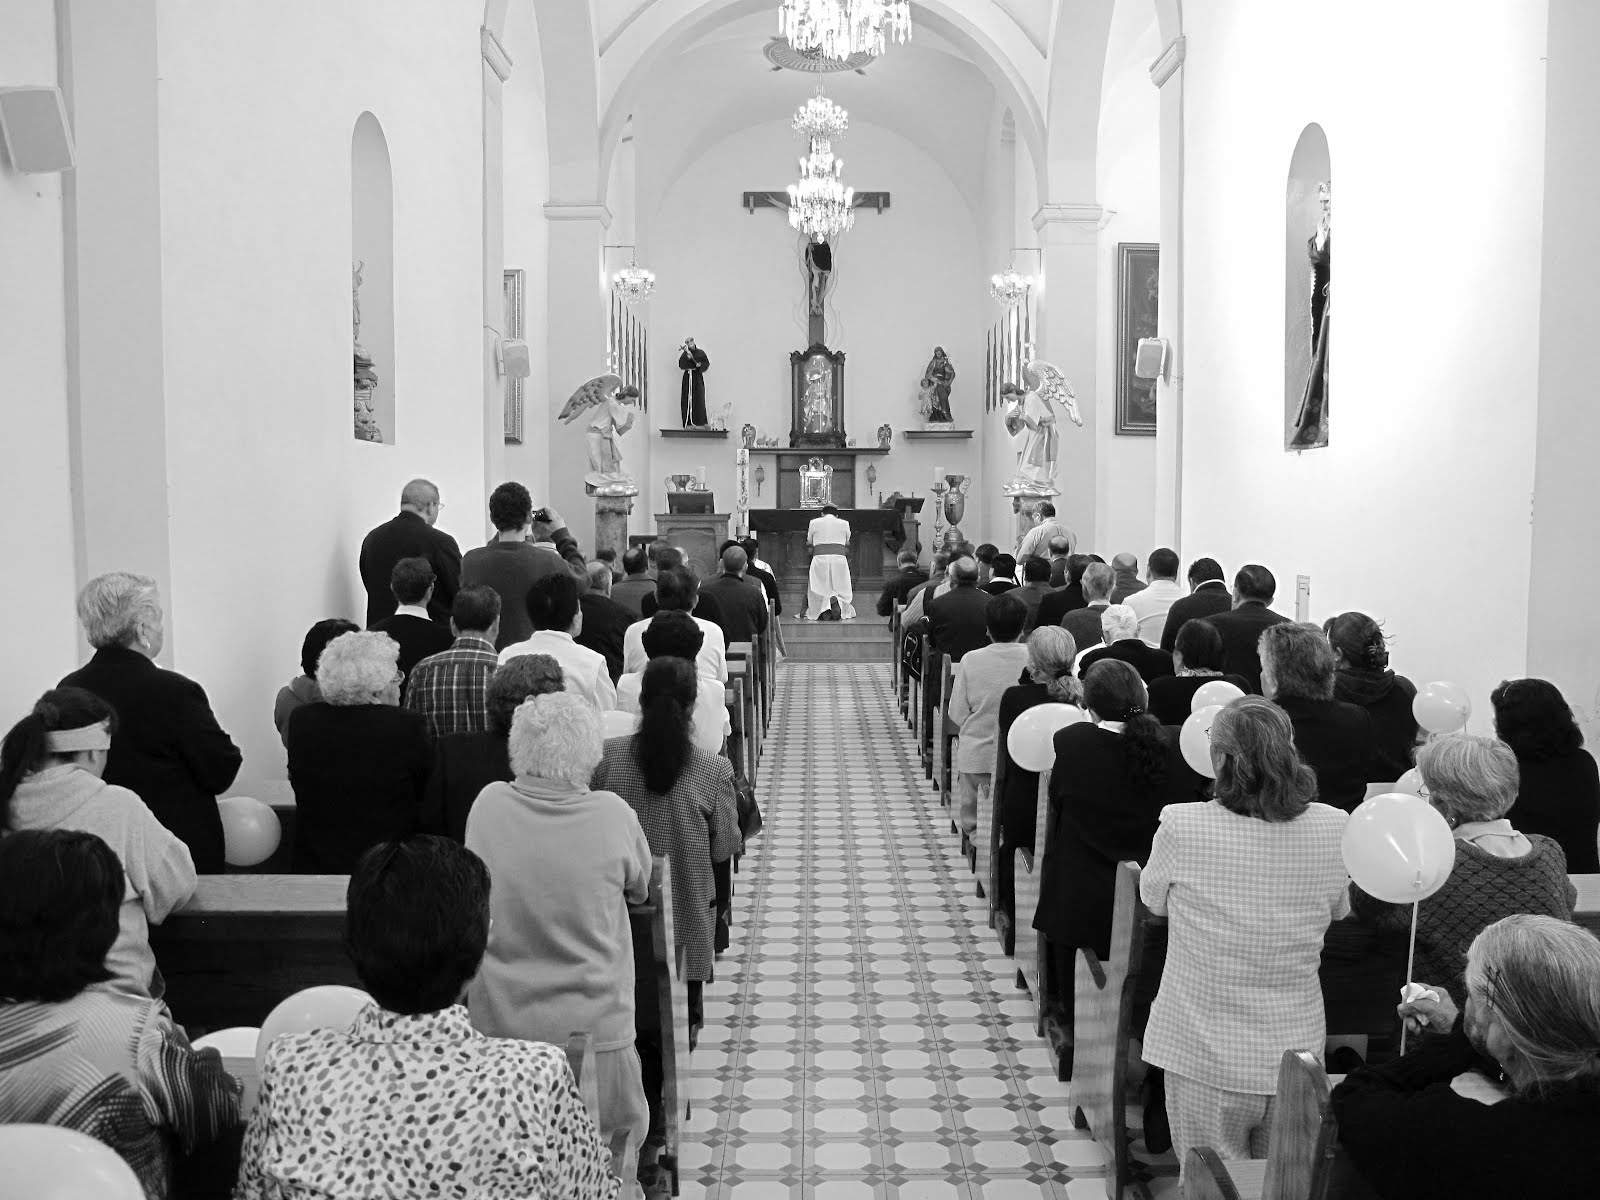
[1004,484,1061,552]
[594,494,635,561]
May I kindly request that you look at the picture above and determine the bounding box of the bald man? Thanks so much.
[1108,551,1148,605]
[359,478,463,626]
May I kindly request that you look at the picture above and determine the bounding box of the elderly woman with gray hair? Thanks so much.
[59,571,241,871]
[467,691,654,1195]
[1077,603,1177,684]
[1331,914,1600,1199]
[286,631,431,872]
[1353,732,1576,1005]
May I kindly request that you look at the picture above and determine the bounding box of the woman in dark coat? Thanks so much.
[287,632,430,873]
[1491,677,1600,873]
[1146,618,1249,726]
[1326,611,1419,781]
[59,572,241,872]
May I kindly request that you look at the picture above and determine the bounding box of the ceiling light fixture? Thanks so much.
[778,0,912,62]
[604,244,656,304]
[786,89,855,244]
[989,248,1042,308]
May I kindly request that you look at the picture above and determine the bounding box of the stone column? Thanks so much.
[544,203,613,525]
[1150,36,1187,548]
[481,26,512,494]
[594,492,635,560]
[1031,203,1106,543]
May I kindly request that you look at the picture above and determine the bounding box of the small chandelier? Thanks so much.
[989,248,1042,308]
[787,90,854,243]
[605,245,655,304]
[793,89,848,141]
[779,0,912,61]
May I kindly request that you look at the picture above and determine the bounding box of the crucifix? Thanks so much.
[741,189,891,345]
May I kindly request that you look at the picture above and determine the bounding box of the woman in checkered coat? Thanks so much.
[1139,697,1351,1190]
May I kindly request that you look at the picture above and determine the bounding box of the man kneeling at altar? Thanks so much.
[805,505,856,621]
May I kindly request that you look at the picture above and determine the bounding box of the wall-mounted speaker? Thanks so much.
[0,87,76,174]
[1133,337,1167,381]
[500,339,531,380]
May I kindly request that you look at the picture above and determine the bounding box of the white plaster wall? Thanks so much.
[0,1,80,722]
[1180,0,1549,724]
[645,120,989,538]
[1092,2,1160,561]
[1527,0,1600,739]
[151,2,486,792]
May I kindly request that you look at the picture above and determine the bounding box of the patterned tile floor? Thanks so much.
[681,662,1178,1200]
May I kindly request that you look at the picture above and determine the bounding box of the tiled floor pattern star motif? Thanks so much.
[683,662,1177,1200]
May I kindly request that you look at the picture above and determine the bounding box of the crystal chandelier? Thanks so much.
[787,90,854,243]
[778,0,912,60]
[989,248,1042,308]
[611,261,655,304]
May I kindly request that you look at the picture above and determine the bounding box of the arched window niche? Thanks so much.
[1284,124,1330,451]
[352,111,395,444]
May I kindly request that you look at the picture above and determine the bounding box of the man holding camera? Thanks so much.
[461,482,585,650]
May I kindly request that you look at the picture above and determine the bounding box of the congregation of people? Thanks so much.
[0,477,767,1199]
[896,500,1600,1197]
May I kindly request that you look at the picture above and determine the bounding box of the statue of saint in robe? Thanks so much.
[678,337,710,428]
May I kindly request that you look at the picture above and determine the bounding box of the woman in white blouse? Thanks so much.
[1140,696,1350,1190]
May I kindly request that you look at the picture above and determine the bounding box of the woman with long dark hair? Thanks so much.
[0,688,195,998]
[1491,677,1600,872]
[1326,611,1419,780]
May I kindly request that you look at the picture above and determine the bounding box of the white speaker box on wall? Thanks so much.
[0,87,76,174]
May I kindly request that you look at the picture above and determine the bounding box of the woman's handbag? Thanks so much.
[735,774,763,843]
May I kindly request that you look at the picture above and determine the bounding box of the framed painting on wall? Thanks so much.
[1115,243,1159,436]
[503,268,525,444]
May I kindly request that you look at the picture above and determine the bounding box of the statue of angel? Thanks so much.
[1008,360,1082,490]
[558,373,639,492]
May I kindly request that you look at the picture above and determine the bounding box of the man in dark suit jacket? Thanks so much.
[1078,605,1177,684]
[60,596,242,872]
[877,552,929,616]
[359,478,463,626]
[739,537,783,618]
[577,561,634,681]
[1260,623,1376,812]
[921,557,993,662]
[1158,556,1234,652]
[700,546,770,646]
[639,545,726,626]
[370,557,455,693]
[1062,562,1115,654]
[1035,554,1094,630]
[1205,563,1292,692]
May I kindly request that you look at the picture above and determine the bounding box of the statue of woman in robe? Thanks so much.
[1290,181,1331,448]
[921,347,955,424]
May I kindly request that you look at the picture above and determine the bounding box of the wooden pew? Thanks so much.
[920,637,939,775]
[151,874,356,1030]
[987,729,1012,947]
[1072,861,1163,1199]
[1185,1050,1381,1200]
[724,675,749,790]
[631,857,691,1197]
[1013,770,1051,1028]
[1573,873,1600,936]
[938,656,961,827]
[727,646,759,783]
[566,1033,637,1189]
[889,603,902,696]
[905,626,925,734]
[973,752,996,905]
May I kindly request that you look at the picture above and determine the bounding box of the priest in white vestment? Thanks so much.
[805,504,856,620]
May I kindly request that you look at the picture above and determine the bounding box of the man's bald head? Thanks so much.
[400,479,442,526]
[951,556,980,586]
[1112,552,1139,573]
[721,546,748,576]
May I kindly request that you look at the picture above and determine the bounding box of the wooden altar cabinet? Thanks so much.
[748,508,905,599]
[654,511,731,581]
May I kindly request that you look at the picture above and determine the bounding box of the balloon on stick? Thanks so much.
[1342,792,1456,904]
[257,985,372,1075]
[602,709,640,740]
[1190,680,1244,713]
[0,1125,145,1200]
[1179,704,1224,778]
[1413,681,1471,734]
[1005,704,1087,772]
[193,1026,261,1057]
[219,796,281,867]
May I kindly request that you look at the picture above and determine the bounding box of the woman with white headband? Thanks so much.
[0,687,196,998]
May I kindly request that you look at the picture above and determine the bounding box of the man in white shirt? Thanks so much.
[615,611,731,754]
[1126,547,1187,646]
[497,572,615,711]
[1015,501,1076,562]
[805,504,856,620]
[622,566,728,680]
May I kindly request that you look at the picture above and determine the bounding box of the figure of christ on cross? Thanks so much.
[805,240,832,346]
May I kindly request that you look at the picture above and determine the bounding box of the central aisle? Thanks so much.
[682,662,1149,1200]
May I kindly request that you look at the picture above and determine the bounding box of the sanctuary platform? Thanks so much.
[780,616,893,664]
[748,507,913,599]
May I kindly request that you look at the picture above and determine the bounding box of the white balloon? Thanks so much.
[1006,704,1087,772]
[257,985,372,1075]
[1342,792,1457,904]
[1180,704,1224,779]
[0,1126,144,1200]
[1190,680,1244,713]
[601,709,640,740]
[193,1026,261,1057]
[219,796,282,867]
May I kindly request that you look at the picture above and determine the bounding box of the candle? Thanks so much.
[933,465,943,481]
[696,465,706,485]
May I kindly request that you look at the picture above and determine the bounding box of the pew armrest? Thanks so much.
[1185,1148,1250,1200]
[1078,945,1108,991]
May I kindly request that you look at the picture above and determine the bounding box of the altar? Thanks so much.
[748,507,912,598]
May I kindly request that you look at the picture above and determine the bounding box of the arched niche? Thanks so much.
[352,111,395,444]
[1285,123,1330,450]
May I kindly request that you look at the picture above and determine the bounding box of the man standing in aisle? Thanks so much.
[1016,501,1075,563]
[805,504,856,621]
[359,478,462,626]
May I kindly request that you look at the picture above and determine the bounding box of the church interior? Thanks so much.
[4,1,1600,1197]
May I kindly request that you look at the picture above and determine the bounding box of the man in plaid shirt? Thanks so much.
[405,586,502,737]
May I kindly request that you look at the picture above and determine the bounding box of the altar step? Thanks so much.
[781,616,893,663]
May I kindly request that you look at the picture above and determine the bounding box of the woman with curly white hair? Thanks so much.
[60,571,242,872]
[466,692,653,1199]
[286,631,430,872]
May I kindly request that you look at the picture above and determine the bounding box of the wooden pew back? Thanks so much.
[630,857,690,1196]
[1013,770,1052,1030]
[938,655,958,811]
[1573,873,1600,937]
